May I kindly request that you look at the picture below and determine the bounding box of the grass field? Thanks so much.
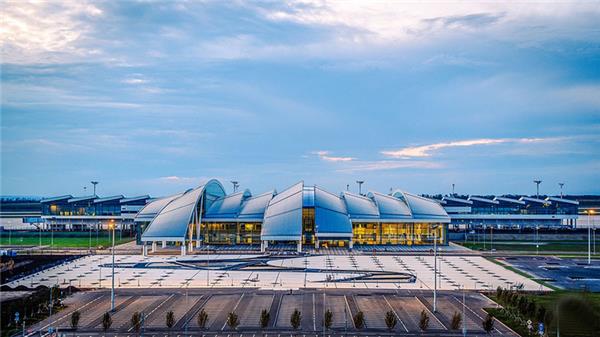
[0,231,134,248]
[458,240,597,253]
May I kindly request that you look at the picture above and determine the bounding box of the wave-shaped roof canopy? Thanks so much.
[139,179,449,242]
[141,180,225,241]
[261,182,304,241]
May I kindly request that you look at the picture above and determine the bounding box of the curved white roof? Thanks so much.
[238,191,275,220]
[141,180,225,241]
[341,191,380,220]
[367,191,412,221]
[393,190,450,222]
[314,187,352,238]
[135,193,182,222]
[261,182,303,241]
[204,190,251,221]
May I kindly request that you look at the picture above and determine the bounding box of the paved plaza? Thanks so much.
[27,288,516,336]
[6,253,545,291]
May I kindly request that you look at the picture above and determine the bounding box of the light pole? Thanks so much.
[462,285,466,337]
[490,225,493,252]
[230,180,239,193]
[536,226,539,255]
[533,180,542,199]
[91,181,99,196]
[109,220,115,311]
[432,224,439,312]
[356,180,364,195]
[588,210,595,264]
[558,183,564,198]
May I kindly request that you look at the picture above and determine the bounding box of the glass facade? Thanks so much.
[202,222,262,245]
[302,207,315,244]
[353,222,446,245]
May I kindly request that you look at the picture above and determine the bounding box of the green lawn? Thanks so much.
[458,241,597,253]
[0,231,134,248]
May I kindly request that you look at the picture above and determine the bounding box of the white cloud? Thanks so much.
[259,1,600,45]
[0,1,103,64]
[157,176,200,184]
[382,138,546,158]
[313,150,355,162]
[122,78,148,85]
[336,160,442,173]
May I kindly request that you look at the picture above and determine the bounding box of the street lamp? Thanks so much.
[533,180,542,199]
[356,180,364,195]
[431,224,439,312]
[91,181,99,196]
[109,219,116,311]
[588,210,595,265]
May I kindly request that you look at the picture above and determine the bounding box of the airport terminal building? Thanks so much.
[437,195,579,229]
[136,180,450,254]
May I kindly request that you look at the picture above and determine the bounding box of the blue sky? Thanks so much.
[1,1,599,197]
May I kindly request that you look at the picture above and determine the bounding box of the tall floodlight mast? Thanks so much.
[91,181,99,196]
[533,180,542,199]
[559,183,565,198]
[231,181,239,193]
[356,180,364,196]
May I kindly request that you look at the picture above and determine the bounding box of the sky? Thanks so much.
[1,1,600,198]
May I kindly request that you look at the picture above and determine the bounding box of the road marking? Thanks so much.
[450,295,503,335]
[33,294,105,335]
[382,295,408,332]
[221,293,245,331]
[414,296,446,330]
[312,293,316,331]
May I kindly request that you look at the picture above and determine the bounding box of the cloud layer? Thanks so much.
[1,1,599,196]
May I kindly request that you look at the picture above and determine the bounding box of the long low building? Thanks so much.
[136,179,450,254]
[437,195,579,229]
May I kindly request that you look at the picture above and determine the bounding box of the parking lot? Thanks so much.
[5,254,545,291]
[28,288,516,336]
[501,256,600,291]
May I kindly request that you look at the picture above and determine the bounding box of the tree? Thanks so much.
[51,285,61,307]
[482,313,494,334]
[518,296,529,315]
[496,287,503,299]
[536,306,547,323]
[419,310,429,331]
[384,310,397,331]
[290,309,302,330]
[353,311,365,329]
[526,301,537,318]
[451,312,462,330]
[324,309,333,330]
[197,309,208,329]
[71,310,81,330]
[166,310,175,329]
[260,309,270,329]
[102,312,112,332]
[227,312,239,330]
[131,311,142,333]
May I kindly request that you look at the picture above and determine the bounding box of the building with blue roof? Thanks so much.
[136,179,450,255]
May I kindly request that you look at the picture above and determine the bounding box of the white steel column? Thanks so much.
[161,241,166,248]
[151,241,157,253]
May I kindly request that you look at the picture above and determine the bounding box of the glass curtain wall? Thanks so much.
[353,222,445,245]
[200,222,262,245]
[302,208,315,245]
